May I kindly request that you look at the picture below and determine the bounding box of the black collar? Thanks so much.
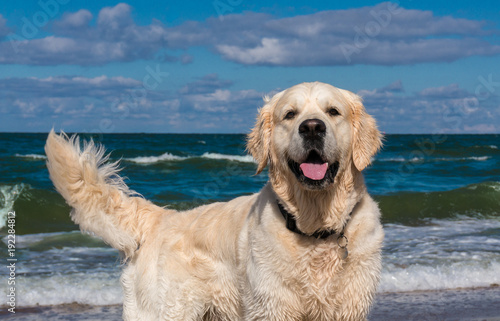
[277,201,351,239]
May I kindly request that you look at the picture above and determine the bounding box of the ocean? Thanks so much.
[0,133,499,308]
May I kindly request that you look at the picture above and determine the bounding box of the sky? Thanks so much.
[0,0,499,134]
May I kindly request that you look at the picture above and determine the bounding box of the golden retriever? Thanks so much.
[45,82,383,320]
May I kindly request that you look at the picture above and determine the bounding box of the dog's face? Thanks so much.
[248,82,381,191]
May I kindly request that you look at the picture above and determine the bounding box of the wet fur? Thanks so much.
[45,82,384,320]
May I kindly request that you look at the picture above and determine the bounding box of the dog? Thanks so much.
[45,81,384,320]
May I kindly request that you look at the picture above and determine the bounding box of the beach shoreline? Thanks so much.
[370,286,500,321]
[2,286,499,320]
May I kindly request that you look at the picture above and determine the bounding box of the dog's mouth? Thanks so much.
[288,150,339,189]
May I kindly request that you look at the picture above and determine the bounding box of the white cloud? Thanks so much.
[0,3,499,66]
[0,14,10,39]
[1,3,175,65]
[0,74,268,132]
[13,99,37,117]
[1,74,498,133]
[418,84,469,98]
[54,9,93,32]
[217,38,288,65]
[360,81,500,133]
[464,124,498,133]
[174,2,500,66]
[97,3,133,32]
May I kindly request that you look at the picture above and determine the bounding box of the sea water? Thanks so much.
[0,133,498,307]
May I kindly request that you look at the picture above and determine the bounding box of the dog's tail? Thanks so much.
[45,130,164,259]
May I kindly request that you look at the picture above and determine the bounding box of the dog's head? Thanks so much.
[247,82,382,191]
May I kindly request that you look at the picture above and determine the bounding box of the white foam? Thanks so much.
[380,218,500,292]
[125,152,187,164]
[0,184,25,229]
[490,182,500,192]
[201,152,255,163]
[0,241,122,307]
[10,263,500,307]
[377,156,491,162]
[1,272,123,307]
[432,156,491,162]
[125,152,256,164]
[3,216,499,307]
[379,261,500,293]
[474,145,498,149]
[3,230,101,249]
[466,156,490,161]
[376,157,406,162]
[2,231,65,247]
[376,157,423,162]
[14,153,47,160]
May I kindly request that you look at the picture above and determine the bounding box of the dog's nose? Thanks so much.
[299,119,326,137]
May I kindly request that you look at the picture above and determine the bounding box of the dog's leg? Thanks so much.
[243,302,301,321]
[333,255,381,321]
[241,286,302,321]
[121,265,140,321]
[158,284,207,321]
[160,304,206,321]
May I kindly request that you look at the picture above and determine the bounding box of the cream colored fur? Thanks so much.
[45,82,384,320]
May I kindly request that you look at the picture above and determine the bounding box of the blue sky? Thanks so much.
[0,0,499,133]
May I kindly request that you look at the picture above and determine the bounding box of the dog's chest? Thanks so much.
[299,242,343,283]
[294,242,345,316]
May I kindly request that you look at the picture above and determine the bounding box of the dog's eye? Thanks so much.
[327,107,340,116]
[284,111,296,120]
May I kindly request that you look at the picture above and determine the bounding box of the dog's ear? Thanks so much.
[247,92,283,174]
[345,91,383,171]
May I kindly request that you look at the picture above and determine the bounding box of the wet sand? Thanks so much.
[2,286,499,320]
[370,286,500,321]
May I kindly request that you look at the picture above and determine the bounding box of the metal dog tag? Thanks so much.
[338,247,348,260]
[337,234,349,260]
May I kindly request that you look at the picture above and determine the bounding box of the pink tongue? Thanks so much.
[299,163,328,180]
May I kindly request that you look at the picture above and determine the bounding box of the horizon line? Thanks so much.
[0,131,499,135]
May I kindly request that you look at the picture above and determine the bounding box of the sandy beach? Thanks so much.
[370,286,500,321]
[2,286,499,320]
